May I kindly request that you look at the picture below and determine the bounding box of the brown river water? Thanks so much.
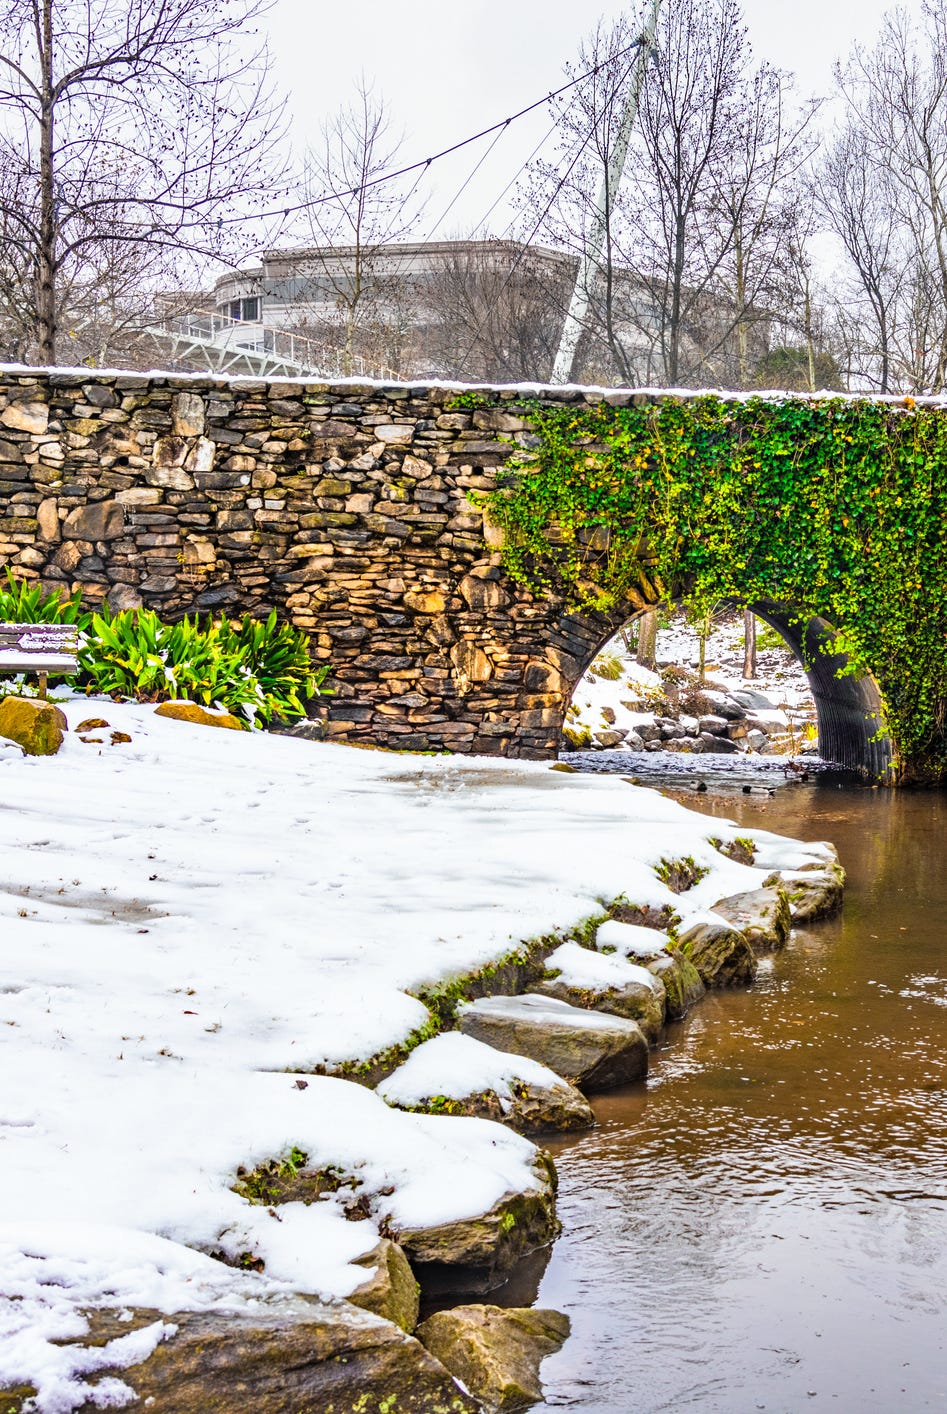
[528,783,947,1413]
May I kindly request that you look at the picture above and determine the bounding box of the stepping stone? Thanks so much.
[533,941,666,1043]
[677,912,757,987]
[595,919,704,1020]
[458,993,648,1092]
[377,1032,593,1135]
[712,886,791,953]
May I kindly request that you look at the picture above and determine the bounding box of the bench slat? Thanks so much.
[0,622,79,674]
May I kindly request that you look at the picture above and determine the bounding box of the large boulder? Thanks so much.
[349,1238,420,1334]
[458,993,649,1093]
[712,886,791,953]
[772,863,845,923]
[0,696,67,755]
[417,1305,570,1413]
[676,913,757,988]
[534,942,666,1044]
[395,1152,560,1296]
[593,919,703,1021]
[59,1299,478,1413]
[647,952,706,1020]
[376,1032,593,1136]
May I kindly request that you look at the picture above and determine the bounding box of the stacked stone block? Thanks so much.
[0,370,625,757]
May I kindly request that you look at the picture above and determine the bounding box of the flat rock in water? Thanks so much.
[64,1298,477,1413]
[773,863,845,922]
[712,886,791,952]
[593,920,704,1016]
[458,993,649,1092]
[417,1304,571,1413]
[677,914,757,988]
[377,1032,593,1135]
[395,1152,560,1296]
[534,942,666,1044]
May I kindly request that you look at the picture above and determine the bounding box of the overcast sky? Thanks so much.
[262,0,925,243]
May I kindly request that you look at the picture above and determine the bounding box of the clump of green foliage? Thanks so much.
[0,568,88,624]
[752,622,789,652]
[79,608,325,726]
[655,856,710,893]
[475,395,947,779]
[0,575,327,727]
[589,649,623,680]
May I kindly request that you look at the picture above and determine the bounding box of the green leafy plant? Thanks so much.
[0,568,88,625]
[753,623,788,652]
[216,610,324,722]
[0,577,326,727]
[77,607,327,727]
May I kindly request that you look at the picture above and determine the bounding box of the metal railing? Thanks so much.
[148,307,402,381]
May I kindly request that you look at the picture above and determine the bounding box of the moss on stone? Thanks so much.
[654,855,710,894]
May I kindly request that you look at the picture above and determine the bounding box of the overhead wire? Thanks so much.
[424,121,512,243]
[453,41,646,378]
[179,37,646,235]
[231,32,647,372]
[471,111,564,238]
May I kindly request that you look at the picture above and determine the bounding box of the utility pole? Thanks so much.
[550,0,662,384]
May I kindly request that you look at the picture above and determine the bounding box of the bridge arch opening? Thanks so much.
[749,603,892,780]
[558,601,893,781]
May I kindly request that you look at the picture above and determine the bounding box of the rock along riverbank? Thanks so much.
[0,698,843,1413]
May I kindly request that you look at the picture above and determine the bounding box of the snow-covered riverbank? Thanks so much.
[0,700,836,1409]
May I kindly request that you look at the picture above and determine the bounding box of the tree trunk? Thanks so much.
[697,610,710,684]
[636,609,658,671]
[735,240,749,386]
[37,0,57,364]
[668,216,685,384]
[743,609,757,679]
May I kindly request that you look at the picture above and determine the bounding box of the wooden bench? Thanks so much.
[0,623,79,697]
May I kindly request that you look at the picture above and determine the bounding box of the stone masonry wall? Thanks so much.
[0,369,632,757]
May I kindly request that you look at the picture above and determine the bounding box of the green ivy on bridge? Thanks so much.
[474,394,947,782]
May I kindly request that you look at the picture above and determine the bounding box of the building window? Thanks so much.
[229,297,261,322]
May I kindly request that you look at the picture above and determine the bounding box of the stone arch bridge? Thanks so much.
[0,370,926,781]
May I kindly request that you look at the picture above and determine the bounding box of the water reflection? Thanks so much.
[532,785,947,1413]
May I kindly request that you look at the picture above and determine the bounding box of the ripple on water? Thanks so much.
[529,785,947,1413]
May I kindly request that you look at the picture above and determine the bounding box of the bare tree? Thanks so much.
[287,80,424,375]
[522,1,813,389]
[816,120,902,393]
[517,15,663,385]
[0,0,287,365]
[829,3,947,393]
[426,240,570,382]
[707,67,817,387]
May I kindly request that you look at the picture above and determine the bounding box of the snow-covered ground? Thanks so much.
[0,698,834,1409]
